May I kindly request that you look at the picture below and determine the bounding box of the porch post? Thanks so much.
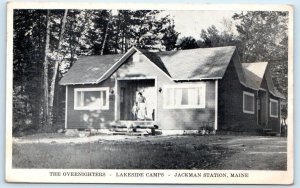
[114,78,118,121]
[214,80,218,130]
[64,85,68,129]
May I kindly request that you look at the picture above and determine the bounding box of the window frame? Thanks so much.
[163,83,206,109]
[74,87,109,110]
[269,98,279,118]
[243,91,255,114]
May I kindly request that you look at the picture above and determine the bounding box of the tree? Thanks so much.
[13,9,49,133]
[176,36,199,50]
[233,11,288,97]
[160,19,180,51]
[197,24,243,56]
[48,9,68,127]
[42,10,51,129]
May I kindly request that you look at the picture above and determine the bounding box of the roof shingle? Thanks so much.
[59,54,124,85]
[156,46,236,80]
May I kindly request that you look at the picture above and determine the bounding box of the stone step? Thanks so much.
[110,122,159,129]
[265,132,278,136]
[262,128,272,133]
[111,132,148,136]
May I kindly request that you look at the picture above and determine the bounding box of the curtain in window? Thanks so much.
[164,85,205,108]
[174,88,182,106]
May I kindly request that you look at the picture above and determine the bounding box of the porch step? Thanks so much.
[109,128,129,132]
[109,121,159,136]
[265,132,278,136]
[111,125,127,129]
[262,128,272,133]
[111,132,149,136]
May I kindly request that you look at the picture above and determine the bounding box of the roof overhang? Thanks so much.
[173,77,222,82]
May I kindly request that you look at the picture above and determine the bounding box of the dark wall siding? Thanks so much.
[218,56,259,132]
[260,75,281,133]
[66,78,115,129]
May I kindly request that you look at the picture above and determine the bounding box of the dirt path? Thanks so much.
[220,137,287,170]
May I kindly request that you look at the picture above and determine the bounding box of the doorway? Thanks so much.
[258,91,268,127]
[117,78,156,121]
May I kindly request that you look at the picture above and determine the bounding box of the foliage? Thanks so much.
[13,10,47,131]
[232,11,288,97]
[176,36,199,50]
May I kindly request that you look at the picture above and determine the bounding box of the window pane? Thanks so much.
[175,88,182,106]
[187,88,197,105]
[244,94,254,112]
[102,91,106,106]
[197,88,202,105]
[164,85,206,108]
[181,88,188,105]
[83,91,101,108]
[271,101,278,116]
[76,91,82,107]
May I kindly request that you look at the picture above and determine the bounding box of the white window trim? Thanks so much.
[163,83,206,109]
[243,91,255,114]
[74,87,109,110]
[270,98,279,118]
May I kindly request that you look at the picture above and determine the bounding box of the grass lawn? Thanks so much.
[12,135,287,170]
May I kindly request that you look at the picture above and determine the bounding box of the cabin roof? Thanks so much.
[140,46,236,80]
[242,62,268,90]
[242,62,285,99]
[60,46,236,85]
[59,46,284,99]
[59,54,124,85]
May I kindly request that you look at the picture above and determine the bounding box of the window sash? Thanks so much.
[74,87,109,110]
[243,91,255,114]
[164,84,206,109]
[270,99,278,117]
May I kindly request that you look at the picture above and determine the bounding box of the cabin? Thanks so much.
[59,46,285,135]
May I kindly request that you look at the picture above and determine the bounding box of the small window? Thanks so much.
[243,91,255,114]
[270,99,278,118]
[164,83,206,109]
[74,87,109,110]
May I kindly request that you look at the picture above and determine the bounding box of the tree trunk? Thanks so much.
[48,9,68,128]
[100,11,112,55]
[43,10,51,128]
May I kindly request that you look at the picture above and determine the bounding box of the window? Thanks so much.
[243,91,255,114]
[164,83,205,109]
[270,99,278,118]
[74,87,109,110]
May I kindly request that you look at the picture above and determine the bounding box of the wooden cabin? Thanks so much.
[59,46,284,134]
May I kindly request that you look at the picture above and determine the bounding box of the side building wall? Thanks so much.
[260,73,281,133]
[218,57,260,132]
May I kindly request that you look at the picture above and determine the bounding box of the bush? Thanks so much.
[198,125,215,135]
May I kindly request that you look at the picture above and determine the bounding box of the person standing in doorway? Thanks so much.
[131,102,139,120]
[137,92,147,120]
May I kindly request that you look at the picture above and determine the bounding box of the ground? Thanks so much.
[12,134,287,170]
